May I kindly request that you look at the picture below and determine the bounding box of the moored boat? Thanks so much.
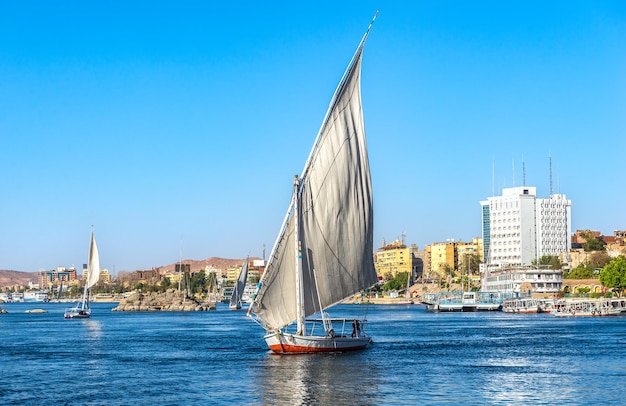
[501,297,541,314]
[552,299,621,317]
[424,291,503,312]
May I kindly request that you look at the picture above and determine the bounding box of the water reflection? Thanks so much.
[257,351,380,405]
[84,319,102,339]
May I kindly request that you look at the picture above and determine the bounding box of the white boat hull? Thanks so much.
[264,331,372,354]
[64,309,90,319]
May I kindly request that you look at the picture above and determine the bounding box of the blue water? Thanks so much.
[1,302,625,405]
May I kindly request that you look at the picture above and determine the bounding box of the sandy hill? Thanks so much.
[0,257,262,288]
[154,257,262,274]
[0,270,40,287]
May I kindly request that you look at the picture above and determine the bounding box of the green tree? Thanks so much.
[382,271,410,291]
[190,270,206,295]
[599,256,626,297]
[531,255,562,270]
[160,277,172,292]
[576,287,590,296]
[581,231,606,252]
[459,253,481,275]
[564,266,594,279]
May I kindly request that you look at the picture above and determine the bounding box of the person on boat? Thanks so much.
[352,320,361,337]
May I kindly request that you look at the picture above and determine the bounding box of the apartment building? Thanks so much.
[374,240,416,280]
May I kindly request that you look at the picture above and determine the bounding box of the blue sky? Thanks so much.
[1,2,624,274]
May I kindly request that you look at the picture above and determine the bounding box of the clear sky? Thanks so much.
[1,1,624,274]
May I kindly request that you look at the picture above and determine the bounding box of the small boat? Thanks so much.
[64,229,101,319]
[501,297,541,314]
[424,291,503,312]
[537,298,556,313]
[247,13,379,354]
[552,299,621,317]
[229,257,249,310]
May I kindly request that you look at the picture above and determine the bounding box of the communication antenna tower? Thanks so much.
[549,153,553,196]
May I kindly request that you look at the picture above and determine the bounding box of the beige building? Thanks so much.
[427,242,456,279]
[374,239,414,280]
[100,269,112,284]
[226,264,245,283]
[425,239,482,279]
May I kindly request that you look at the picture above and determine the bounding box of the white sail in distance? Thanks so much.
[251,28,378,331]
[85,230,101,290]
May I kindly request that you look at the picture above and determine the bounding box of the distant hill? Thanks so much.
[154,257,262,274]
[0,257,262,288]
[0,270,40,288]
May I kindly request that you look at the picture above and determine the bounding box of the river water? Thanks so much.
[1,302,625,405]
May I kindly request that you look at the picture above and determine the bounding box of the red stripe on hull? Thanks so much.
[268,343,368,354]
[264,332,371,354]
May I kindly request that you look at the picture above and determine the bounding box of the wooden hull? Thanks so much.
[264,331,372,354]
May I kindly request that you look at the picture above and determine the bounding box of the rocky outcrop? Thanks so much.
[111,289,216,312]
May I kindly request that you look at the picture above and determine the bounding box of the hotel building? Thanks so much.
[480,186,570,295]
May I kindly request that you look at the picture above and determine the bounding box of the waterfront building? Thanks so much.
[480,186,571,268]
[480,186,571,295]
[481,266,562,296]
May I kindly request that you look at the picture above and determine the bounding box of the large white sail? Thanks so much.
[251,32,378,331]
[230,257,249,308]
[85,231,101,290]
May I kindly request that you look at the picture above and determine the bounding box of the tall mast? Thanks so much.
[293,175,305,335]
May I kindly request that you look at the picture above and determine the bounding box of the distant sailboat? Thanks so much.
[52,282,63,303]
[64,229,100,319]
[248,13,379,353]
[229,257,249,310]
[398,271,415,305]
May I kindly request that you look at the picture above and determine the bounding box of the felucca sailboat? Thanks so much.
[64,229,101,319]
[229,257,249,310]
[247,13,379,353]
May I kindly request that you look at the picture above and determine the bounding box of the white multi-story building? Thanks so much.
[481,186,571,268]
[480,186,571,295]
